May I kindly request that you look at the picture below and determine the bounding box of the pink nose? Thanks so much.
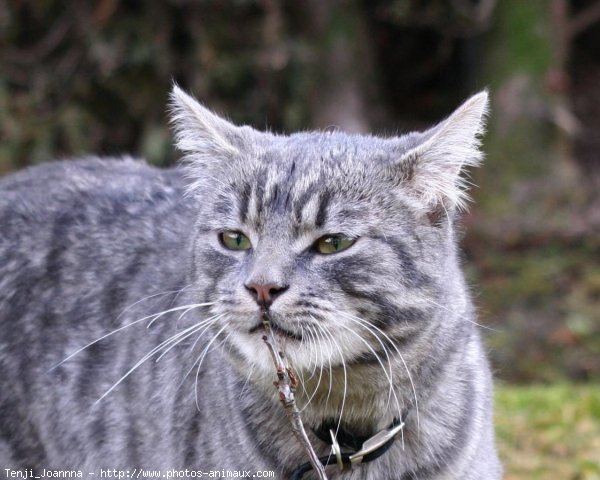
[245,282,288,307]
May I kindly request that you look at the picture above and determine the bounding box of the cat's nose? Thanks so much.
[245,281,288,308]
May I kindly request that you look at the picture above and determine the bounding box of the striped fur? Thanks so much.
[0,89,501,479]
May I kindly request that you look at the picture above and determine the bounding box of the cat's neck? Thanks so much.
[300,364,413,434]
[248,358,418,439]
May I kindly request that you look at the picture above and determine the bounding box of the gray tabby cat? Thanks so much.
[0,86,501,479]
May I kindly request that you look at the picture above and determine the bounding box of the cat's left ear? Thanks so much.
[392,90,489,213]
[169,84,259,166]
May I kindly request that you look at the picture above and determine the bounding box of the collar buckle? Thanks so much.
[329,430,345,471]
[348,420,405,465]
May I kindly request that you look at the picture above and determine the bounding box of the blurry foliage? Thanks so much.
[496,384,600,479]
[466,0,600,383]
[468,239,600,382]
[0,0,598,383]
[0,0,309,168]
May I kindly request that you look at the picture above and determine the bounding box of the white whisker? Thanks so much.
[193,324,229,410]
[187,314,227,353]
[312,317,347,439]
[339,311,420,435]
[315,323,334,409]
[155,314,224,362]
[115,284,195,322]
[93,315,218,405]
[331,317,402,420]
[147,302,211,328]
[423,298,500,332]
[303,325,320,383]
[239,360,256,400]
[336,312,396,406]
[49,302,215,372]
[299,325,325,413]
[293,324,309,398]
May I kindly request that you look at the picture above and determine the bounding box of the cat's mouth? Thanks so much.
[248,320,303,341]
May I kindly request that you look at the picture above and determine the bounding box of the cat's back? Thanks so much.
[0,157,188,239]
[0,157,192,344]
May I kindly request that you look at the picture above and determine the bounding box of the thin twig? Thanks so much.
[261,311,328,480]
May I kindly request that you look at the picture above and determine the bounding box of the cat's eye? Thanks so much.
[220,231,252,251]
[315,234,356,254]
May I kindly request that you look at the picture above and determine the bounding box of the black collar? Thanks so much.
[312,418,375,451]
[290,409,409,480]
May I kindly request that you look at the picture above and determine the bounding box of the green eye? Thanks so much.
[220,231,252,251]
[315,235,356,254]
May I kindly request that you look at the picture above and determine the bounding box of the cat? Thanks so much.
[0,85,501,479]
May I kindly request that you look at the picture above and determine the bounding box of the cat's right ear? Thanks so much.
[169,84,252,165]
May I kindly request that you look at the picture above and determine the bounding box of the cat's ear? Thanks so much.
[393,91,489,213]
[169,84,253,164]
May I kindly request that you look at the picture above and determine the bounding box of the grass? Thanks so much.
[496,384,600,479]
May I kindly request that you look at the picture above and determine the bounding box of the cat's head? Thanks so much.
[170,85,488,379]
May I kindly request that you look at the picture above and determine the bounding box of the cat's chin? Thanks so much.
[224,324,315,378]
[247,319,303,341]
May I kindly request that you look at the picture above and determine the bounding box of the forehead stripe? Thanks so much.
[314,190,331,228]
[238,182,251,222]
[253,167,268,215]
[293,182,320,224]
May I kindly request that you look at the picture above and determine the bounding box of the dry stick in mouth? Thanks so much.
[261,311,328,480]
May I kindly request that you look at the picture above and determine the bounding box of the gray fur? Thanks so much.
[0,87,501,479]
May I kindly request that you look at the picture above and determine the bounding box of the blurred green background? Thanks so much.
[1,0,599,477]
